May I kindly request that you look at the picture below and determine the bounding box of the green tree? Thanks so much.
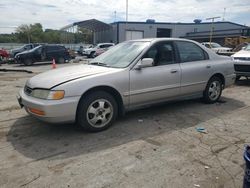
[16,24,31,43]
[16,23,43,43]
[77,27,92,43]
[29,23,43,42]
[43,29,61,43]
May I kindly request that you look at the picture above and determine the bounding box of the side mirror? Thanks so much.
[135,58,154,70]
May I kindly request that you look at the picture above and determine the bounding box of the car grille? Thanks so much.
[234,65,250,72]
[234,57,250,61]
[24,86,33,95]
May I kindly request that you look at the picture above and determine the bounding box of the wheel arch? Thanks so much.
[76,85,125,119]
[210,73,225,88]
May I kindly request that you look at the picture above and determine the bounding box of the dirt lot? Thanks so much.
[0,62,250,188]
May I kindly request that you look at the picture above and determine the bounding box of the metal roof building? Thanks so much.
[61,19,249,44]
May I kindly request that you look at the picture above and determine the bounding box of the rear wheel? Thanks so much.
[23,58,33,66]
[77,91,118,132]
[203,76,222,104]
[57,57,65,64]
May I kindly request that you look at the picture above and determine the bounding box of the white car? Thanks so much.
[82,43,114,58]
[201,42,232,54]
[231,43,250,80]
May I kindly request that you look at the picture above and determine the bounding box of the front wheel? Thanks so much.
[89,52,95,58]
[77,91,118,132]
[23,58,33,66]
[203,77,222,104]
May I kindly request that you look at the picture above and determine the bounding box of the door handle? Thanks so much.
[170,69,178,73]
[206,65,211,68]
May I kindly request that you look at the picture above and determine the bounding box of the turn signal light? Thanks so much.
[28,108,45,116]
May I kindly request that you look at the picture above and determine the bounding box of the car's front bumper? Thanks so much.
[82,51,91,56]
[18,89,80,123]
[234,61,250,77]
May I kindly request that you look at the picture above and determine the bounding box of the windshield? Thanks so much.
[244,44,250,51]
[90,41,150,68]
[210,43,221,48]
[29,45,42,52]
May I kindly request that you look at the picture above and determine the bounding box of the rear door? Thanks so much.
[46,46,59,60]
[175,41,213,95]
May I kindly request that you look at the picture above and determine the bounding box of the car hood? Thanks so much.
[232,50,250,58]
[26,64,118,89]
[16,50,32,56]
[11,47,22,52]
[213,47,232,50]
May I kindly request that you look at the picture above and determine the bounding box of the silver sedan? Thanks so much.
[17,38,235,132]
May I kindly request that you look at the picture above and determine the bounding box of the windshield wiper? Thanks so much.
[89,62,110,67]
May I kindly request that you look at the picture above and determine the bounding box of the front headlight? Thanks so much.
[32,89,65,100]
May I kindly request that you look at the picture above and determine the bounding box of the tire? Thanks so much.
[203,76,223,104]
[89,52,95,58]
[23,58,33,66]
[77,91,118,132]
[57,57,65,64]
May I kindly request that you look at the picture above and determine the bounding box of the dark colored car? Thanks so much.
[15,44,70,66]
[10,43,41,58]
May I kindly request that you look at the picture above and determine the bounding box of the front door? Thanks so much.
[129,41,181,107]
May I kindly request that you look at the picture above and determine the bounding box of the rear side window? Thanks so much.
[176,41,208,63]
[99,44,113,48]
[24,45,32,50]
[46,46,65,52]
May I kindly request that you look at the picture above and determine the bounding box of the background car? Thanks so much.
[15,44,70,66]
[95,45,114,56]
[10,43,42,58]
[201,42,232,54]
[18,38,235,132]
[82,43,114,58]
[231,43,250,80]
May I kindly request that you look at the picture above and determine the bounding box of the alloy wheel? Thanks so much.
[86,99,113,128]
[208,80,221,101]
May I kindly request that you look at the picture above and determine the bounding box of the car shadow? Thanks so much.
[13,62,52,67]
[7,96,245,161]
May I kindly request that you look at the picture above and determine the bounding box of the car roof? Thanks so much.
[97,43,114,45]
[129,38,200,43]
[202,42,218,44]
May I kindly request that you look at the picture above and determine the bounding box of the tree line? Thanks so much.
[0,23,92,44]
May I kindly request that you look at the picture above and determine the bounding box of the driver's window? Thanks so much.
[143,42,175,66]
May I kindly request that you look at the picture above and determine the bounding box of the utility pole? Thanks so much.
[206,16,221,45]
[126,0,128,22]
[114,11,117,22]
[125,0,128,40]
[222,8,226,21]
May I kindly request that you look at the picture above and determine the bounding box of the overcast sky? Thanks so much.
[0,0,250,34]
